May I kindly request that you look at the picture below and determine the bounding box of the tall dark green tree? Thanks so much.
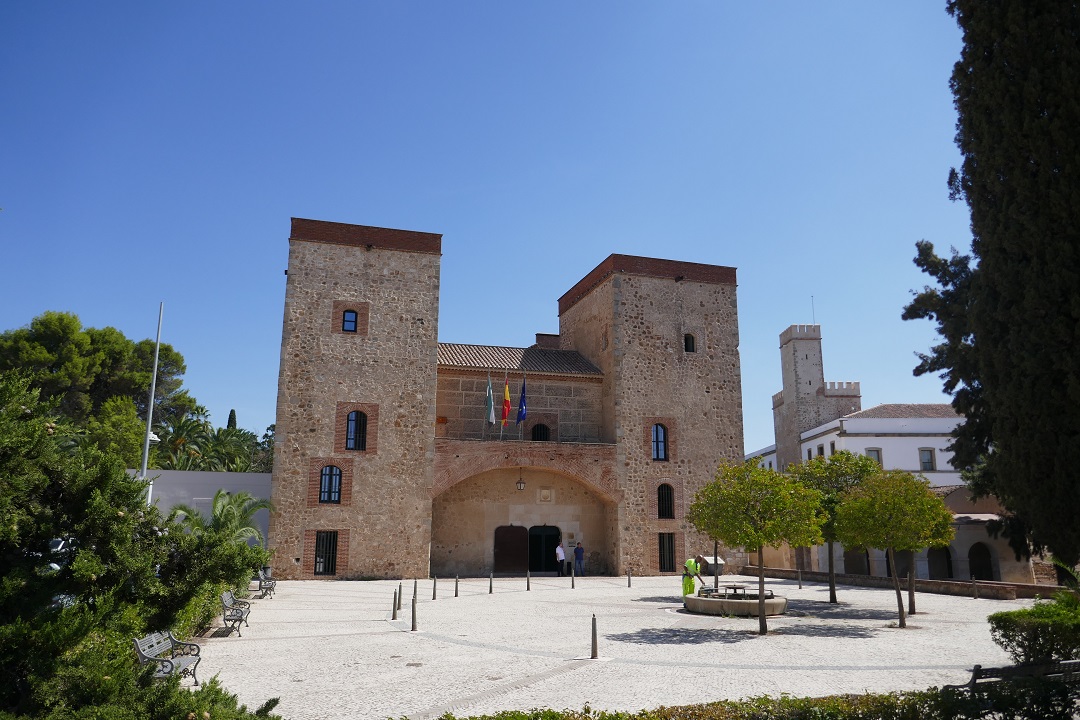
[905,2,1080,565]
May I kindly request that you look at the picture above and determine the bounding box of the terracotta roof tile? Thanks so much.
[844,403,959,420]
[437,343,602,376]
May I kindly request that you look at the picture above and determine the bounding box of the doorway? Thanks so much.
[493,526,528,573]
[528,525,562,573]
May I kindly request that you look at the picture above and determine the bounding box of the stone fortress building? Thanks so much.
[268,218,748,580]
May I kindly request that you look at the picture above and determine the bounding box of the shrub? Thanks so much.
[988,595,1080,664]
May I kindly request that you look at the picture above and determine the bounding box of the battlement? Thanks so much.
[772,391,784,409]
[779,324,821,345]
[824,381,860,396]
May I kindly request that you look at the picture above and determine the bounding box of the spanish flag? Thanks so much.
[502,378,511,426]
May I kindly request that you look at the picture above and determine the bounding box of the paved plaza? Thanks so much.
[196,574,1033,720]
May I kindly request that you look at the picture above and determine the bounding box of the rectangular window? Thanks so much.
[807,449,813,461]
[314,531,338,576]
[658,533,676,572]
[767,461,773,470]
[829,441,835,455]
[817,444,824,457]
[919,448,936,472]
[866,448,882,465]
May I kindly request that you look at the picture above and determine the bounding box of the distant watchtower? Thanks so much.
[771,325,860,471]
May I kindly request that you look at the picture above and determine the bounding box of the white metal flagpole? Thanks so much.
[142,302,163,507]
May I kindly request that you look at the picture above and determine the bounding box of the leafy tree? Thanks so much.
[835,471,955,628]
[904,3,1080,566]
[791,451,881,604]
[688,460,825,634]
[156,416,213,470]
[0,371,274,717]
[252,424,275,474]
[174,489,272,547]
[81,395,146,469]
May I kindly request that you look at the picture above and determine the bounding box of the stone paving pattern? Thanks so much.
[197,575,1030,720]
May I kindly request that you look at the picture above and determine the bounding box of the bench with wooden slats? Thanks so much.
[133,631,200,684]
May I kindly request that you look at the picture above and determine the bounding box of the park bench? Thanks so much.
[944,659,1080,695]
[132,630,201,685]
[254,568,276,599]
[221,589,251,636]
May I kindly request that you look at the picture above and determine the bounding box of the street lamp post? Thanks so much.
[141,303,163,507]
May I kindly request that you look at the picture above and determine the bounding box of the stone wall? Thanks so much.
[270,222,441,580]
[435,371,604,443]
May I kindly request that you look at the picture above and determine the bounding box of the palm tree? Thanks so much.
[155,416,212,469]
[173,489,272,546]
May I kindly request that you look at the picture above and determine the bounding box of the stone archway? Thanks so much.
[430,465,613,577]
[969,542,995,581]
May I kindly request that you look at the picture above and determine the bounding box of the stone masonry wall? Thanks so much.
[270,231,440,580]
[436,371,604,443]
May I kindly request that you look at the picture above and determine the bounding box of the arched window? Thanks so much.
[684,334,696,352]
[531,423,551,441]
[651,424,668,461]
[657,483,675,519]
[342,310,358,333]
[319,466,342,504]
[346,411,367,451]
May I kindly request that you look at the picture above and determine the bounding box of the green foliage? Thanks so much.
[81,395,146,468]
[904,2,1080,567]
[835,471,955,628]
[689,460,825,554]
[988,595,1080,664]
[689,460,824,633]
[174,488,273,547]
[0,372,274,718]
[436,683,1080,720]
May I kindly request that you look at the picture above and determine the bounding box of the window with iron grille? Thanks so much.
[658,533,676,572]
[345,411,367,450]
[651,424,668,461]
[314,530,338,576]
[342,310,358,332]
[319,466,342,503]
[657,483,675,519]
[531,423,550,441]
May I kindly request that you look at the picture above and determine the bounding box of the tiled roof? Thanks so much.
[438,343,603,376]
[844,403,959,420]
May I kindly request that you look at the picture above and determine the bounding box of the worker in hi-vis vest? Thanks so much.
[682,555,704,596]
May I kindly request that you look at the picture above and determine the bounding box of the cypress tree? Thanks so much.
[227,408,237,429]
[908,2,1080,564]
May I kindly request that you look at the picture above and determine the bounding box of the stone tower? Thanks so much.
[771,324,860,471]
[268,219,442,580]
[557,255,746,573]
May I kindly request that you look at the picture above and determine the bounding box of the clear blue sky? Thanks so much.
[0,3,970,453]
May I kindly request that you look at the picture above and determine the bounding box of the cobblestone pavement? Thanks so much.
[195,575,1032,720]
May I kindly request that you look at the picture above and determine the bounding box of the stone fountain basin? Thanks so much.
[684,593,788,616]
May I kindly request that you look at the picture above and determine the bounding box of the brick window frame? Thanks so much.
[334,402,379,455]
[331,300,370,336]
[649,477,685,520]
[524,412,558,443]
[303,528,350,578]
[644,417,677,462]
[307,457,354,507]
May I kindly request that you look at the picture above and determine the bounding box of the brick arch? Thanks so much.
[433,438,619,502]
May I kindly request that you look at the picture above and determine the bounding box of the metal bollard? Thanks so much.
[392,590,398,620]
[411,596,417,631]
[527,569,531,591]
[489,572,493,594]
[413,579,418,601]
[398,581,403,611]
[433,575,437,600]
[455,575,459,598]
[627,569,632,588]
[798,568,802,589]
[571,562,576,589]
[590,614,598,659]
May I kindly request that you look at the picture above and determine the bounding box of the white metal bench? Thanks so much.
[133,631,200,684]
[221,590,251,636]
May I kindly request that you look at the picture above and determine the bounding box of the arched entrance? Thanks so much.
[843,548,870,575]
[969,542,995,580]
[927,547,953,579]
[528,525,561,573]
[493,526,528,573]
[885,550,914,578]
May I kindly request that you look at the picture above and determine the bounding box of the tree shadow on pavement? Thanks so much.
[632,595,685,604]
[606,627,754,645]
[769,622,877,639]
[785,599,896,621]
